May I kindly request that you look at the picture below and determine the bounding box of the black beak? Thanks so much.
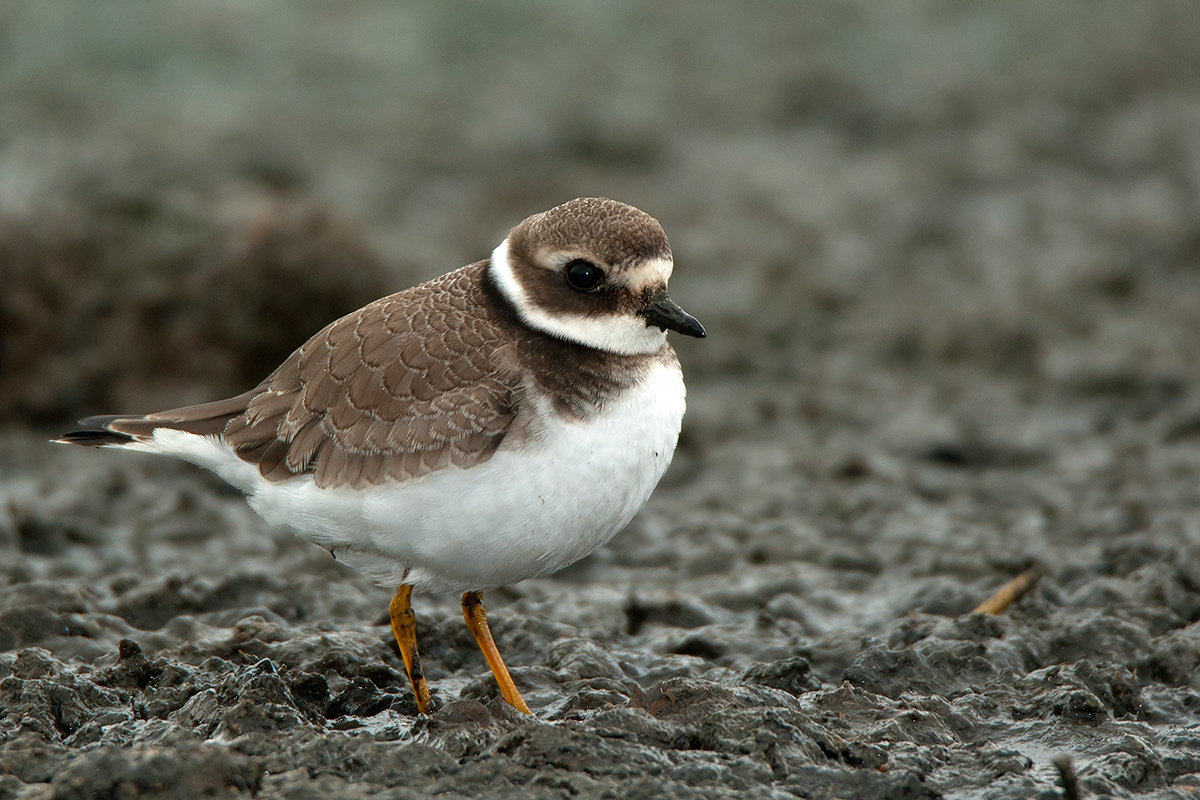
[640,295,706,338]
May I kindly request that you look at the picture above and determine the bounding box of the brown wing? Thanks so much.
[110,266,522,489]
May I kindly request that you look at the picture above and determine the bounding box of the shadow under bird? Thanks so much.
[57,197,705,714]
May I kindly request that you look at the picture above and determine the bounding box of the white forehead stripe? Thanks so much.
[619,256,674,293]
[488,238,668,356]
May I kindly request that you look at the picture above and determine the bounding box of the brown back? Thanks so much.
[110,262,666,489]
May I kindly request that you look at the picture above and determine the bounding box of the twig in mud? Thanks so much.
[972,566,1041,615]
[1053,755,1080,800]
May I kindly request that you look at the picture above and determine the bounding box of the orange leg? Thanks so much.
[389,585,431,714]
[461,592,531,714]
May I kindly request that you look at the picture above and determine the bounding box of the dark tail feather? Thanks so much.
[54,390,260,447]
[54,415,141,446]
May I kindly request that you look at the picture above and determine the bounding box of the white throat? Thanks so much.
[488,238,668,355]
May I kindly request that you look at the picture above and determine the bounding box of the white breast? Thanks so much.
[147,359,686,593]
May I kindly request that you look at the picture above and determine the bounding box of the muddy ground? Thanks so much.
[3,2,1200,798]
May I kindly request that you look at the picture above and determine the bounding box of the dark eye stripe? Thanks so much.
[564,260,604,291]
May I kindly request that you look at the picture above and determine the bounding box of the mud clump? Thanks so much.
[0,190,391,425]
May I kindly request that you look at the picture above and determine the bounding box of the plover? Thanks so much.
[57,197,705,714]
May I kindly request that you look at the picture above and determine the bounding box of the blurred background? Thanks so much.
[4,0,1199,430]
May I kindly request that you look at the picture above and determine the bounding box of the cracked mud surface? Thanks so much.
[3,2,1200,798]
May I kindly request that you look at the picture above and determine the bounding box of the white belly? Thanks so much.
[147,360,686,593]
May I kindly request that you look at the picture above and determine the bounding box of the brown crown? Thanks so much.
[511,198,671,270]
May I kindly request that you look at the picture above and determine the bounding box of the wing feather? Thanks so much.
[226,264,519,488]
[85,264,522,490]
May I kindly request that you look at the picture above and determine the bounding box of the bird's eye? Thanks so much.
[563,260,604,291]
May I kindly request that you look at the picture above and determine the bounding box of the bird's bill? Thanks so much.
[640,295,706,338]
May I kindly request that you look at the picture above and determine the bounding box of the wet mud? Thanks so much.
[3,2,1200,798]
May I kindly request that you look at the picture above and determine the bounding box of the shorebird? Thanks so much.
[57,197,705,714]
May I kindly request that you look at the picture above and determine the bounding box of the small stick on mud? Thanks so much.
[972,566,1041,615]
[1053,755,1080,800]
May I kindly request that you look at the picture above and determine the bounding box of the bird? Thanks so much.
[56,197,706,715]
